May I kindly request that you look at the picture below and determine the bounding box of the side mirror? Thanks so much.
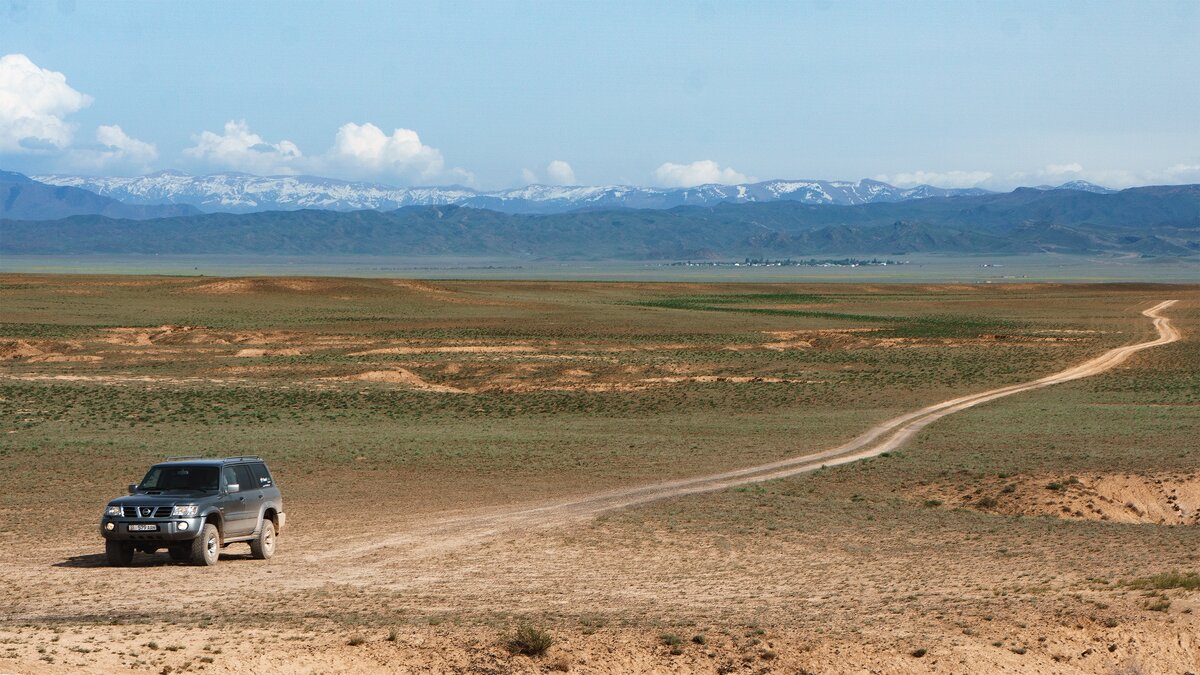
[128,483,138,494]
[226,483,240,494]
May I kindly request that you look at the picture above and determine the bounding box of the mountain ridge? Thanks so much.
[0,172,200,221]
[33,172,996,214]
[4,184,1197,259]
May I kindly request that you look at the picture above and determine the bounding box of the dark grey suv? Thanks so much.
[100,456,285,566]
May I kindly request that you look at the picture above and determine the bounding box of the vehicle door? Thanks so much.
[220,464,258,536]
[249,462,278,508]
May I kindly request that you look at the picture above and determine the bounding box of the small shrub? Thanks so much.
[386,629,397,642]
[975,496,998,509]
[1046,482,1064,491]
[660,633,684,647]
[347,636,366,646]
[1125,571,1200,590]
[1147,599,1171,612]
[691,634,706,645]
[1001,484,1016,494]
[506,624,553,657]
[923,499,943,508]
[1102,617,1119,628]
[911,648,927,657]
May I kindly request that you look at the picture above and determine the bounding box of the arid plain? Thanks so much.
[1,275,1198,673]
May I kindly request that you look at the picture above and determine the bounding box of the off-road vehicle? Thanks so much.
[100,456,285,566]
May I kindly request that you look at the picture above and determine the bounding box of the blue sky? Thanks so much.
[1,0,1197,189]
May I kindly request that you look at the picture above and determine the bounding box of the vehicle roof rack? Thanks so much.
[224,455,263,461]
[164,455,206,461]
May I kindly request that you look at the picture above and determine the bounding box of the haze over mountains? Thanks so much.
[4,170,1197,259]
[0,171,198,221]
[34,171,1000,214]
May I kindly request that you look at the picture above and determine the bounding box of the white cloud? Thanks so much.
[1034,162,1200,188]
[520,168,539,185]
[545,160,576,185]
[181,119,471,184]
[875,170,993,188]
[68,124,158,171]
[653,160,751,187]
[0,53,92,153]
[1164,163,1200,182]
[1041,162,1084,177]
[184,120,303,175]
[329,122,445,179]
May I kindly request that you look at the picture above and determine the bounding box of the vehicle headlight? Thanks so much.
[104,505,122,517]
[171,504,200,517]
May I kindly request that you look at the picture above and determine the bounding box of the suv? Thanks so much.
[100,456,285,567]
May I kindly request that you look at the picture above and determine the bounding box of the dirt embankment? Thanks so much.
[925,472,1200,525]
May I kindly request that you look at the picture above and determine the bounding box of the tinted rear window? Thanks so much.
[249,462,274,488]
[231,464,255,490]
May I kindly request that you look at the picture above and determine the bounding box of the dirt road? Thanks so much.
[325,300,1181,567]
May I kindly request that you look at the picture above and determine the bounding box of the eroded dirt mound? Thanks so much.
[323,368,467,393]
[923,473,1200,525]
[232,348,304,357]
[183,278,340,294]
[0,339,99,362]
[759,328,1086,351]
[0,340,50,360]
[101,326,299,347]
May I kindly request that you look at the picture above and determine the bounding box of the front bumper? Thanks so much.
[100,517,204,542]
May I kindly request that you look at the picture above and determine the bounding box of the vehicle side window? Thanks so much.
[222,466,238,489]
[232,464,256,491]
[250,462,274,488]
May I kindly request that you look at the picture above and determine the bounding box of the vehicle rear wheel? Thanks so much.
[167,545,190,562]
[105,540,134,567]
[188,523,220,566]
[250,520,275,560]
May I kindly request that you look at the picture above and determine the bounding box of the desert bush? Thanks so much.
[1125,571,1200,590]
[506,624,553,656]
[660,633,684,647]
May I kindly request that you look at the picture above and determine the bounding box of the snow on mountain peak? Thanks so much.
[32,172,993,215]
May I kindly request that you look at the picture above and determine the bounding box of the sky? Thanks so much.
[1,0,1198,190]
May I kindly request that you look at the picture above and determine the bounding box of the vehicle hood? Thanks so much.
[108,493,215,507]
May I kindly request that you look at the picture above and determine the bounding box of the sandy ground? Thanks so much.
[1,300,1195,673]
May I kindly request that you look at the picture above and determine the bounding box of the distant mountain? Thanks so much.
[4,184,1198,259]
[33,171,991,215]
[1032,180,1115,194]
[0,171,199,221]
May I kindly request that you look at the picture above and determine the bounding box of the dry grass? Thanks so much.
[1,275,1198,672]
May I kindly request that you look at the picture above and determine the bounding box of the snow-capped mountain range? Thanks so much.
[34,171,1006,215]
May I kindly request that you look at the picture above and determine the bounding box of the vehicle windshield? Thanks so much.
[139,465,219,492]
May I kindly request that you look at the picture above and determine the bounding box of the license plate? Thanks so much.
[128,524,159,532]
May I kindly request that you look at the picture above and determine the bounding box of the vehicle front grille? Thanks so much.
[122,506,172,518]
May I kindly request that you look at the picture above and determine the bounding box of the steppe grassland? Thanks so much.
[1,276,1163,533]
[1,275,1198,672]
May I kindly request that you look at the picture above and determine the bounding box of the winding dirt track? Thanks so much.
[322,301,1180,567]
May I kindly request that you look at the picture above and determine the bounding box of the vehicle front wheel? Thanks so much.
[250,520,275,560]
[188,523,220,566]
[105,540,134,567]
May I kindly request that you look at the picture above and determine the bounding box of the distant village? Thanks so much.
[667,258,907,268]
